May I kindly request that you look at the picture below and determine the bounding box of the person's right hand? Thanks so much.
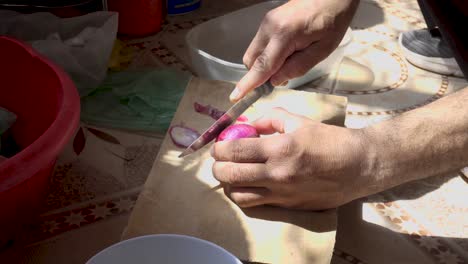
[230,0,359,102]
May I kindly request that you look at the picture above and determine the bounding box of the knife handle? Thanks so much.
[258,80,275,97]
[226,80,275,120]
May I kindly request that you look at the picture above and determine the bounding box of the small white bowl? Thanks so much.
[186,0,352,89]
[86,234,243,264]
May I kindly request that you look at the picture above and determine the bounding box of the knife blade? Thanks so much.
[178,81,275,158]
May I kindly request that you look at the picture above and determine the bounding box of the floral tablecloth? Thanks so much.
[0,0,466,263]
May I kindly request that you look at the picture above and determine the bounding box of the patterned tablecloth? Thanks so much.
[0,0,466,263]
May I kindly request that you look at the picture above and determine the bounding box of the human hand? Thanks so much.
[230,0,359,102]
[211,108,375,210]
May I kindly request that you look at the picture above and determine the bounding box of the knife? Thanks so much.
[178,81,275,158]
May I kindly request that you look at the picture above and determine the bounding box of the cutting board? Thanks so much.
[122,77,348,264]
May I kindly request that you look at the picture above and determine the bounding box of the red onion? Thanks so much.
[216,124,259,142]
[169,125,200,148]
[194,102,248,122]
[194,102,225,120]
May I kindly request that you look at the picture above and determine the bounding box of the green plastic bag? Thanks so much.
[81,68,191,133]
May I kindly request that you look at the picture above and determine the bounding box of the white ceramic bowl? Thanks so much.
[185,0,352,89]
[86,234,243,264]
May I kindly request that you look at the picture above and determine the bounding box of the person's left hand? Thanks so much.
[211,108,375,210]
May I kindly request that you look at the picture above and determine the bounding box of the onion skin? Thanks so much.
[216,124,259,142]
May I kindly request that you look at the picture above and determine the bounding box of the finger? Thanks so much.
[231,39,294,102]
[212,162,270,187]
[225,186,272,208]
[252,107,310,134]
[243,29,269,69]
[270,41,332,86]
[211,138,268,163]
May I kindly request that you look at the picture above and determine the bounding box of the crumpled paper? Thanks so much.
[0,10,118,96]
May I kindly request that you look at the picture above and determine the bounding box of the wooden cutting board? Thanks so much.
[122,77,347,264]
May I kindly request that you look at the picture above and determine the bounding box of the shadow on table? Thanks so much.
[335,200,468,264]
[365,171,464,203]
[352,0,386,29]
[243,206,336,233]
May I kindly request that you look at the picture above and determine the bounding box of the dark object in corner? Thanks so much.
[417,0,468,80]
[0,131,20,158]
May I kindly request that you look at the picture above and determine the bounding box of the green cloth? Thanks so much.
[81,68,191,133]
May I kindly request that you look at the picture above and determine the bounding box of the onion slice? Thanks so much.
[169,125,200,148]
[194,102,224,120]
[194,102,248,122]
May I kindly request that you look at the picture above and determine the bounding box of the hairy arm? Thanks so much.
[363,86,468,193]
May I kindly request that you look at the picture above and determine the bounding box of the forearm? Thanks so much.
[362,87,468,192]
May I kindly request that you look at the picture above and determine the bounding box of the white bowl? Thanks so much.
[186,0,352,89]
[86,234,243,264]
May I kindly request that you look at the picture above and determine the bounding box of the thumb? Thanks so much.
[252,107,311,134]
[230,40,292,102]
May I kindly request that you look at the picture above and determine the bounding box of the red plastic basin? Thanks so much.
[0,36,80,246]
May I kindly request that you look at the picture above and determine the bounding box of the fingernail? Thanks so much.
[229,87,241,101]
[279,81,289,87]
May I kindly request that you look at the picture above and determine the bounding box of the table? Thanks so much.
[0,0,466,263]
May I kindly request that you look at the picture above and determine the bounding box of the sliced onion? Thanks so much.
[194,102,224,120]
[194,102,248,122]
[169,125,200,148]
[216,124,259,142]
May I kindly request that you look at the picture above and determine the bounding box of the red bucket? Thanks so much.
[0,36,80,246]
[108,0,164,36]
